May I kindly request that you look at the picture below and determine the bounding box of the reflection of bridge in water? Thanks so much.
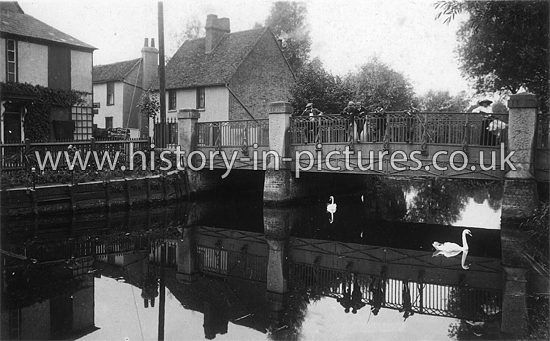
[3,198,504,325]
[7,223,502,323]
[154,226,502,320]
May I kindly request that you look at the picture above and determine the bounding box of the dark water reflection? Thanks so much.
[1,177,540,341]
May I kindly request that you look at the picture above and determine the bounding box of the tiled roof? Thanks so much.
[0,3,95,50]
[162,27,268,89]
[1,2,24,13]
[93,58,141,84]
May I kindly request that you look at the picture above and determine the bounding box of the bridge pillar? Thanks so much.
[176,226,197,283]
[177,109,200,157]
[264,101,292,203]
[263,101,316,204]
[177,109,221,194]
[502,93,539,218]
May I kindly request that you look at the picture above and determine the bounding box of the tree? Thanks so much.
[436,1,549,111]
[138,89,160,119]
[290,58,353,115]
[418,90,470,112]
[265,1,312,73]
[345,57,416,111]
[166,17,204,62]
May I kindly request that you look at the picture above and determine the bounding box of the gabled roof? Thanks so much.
[93,58,142,84]
[0,2,96,50]
[162,27,269,89]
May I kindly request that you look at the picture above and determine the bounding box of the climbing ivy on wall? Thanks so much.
[1,82,86,141]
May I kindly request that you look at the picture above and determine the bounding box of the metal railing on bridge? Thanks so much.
[197,119,269,148]
[290,112,509,147]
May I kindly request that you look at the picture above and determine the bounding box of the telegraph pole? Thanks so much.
[158,1,166,148]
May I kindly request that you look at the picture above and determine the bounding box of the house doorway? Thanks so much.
[3,111,22,143]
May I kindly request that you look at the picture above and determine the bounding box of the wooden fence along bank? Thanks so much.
[1,171,187,216]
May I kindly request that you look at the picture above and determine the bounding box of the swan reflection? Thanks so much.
[432,229,472,270]
[327,196,337,224]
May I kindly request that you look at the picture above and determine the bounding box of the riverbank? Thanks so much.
[0,170,187,216]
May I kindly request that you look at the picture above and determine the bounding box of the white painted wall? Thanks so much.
[71,50,93,93]
[93,82,124,128]
[164,86,229,122]
[18,41,48,86]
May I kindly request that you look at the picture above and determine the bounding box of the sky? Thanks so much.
[85,275,456,341]
[19,0,471,97]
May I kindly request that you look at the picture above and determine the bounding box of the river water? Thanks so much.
[0,177,544,340]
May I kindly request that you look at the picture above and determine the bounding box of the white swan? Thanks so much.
[327,196,337,224]
[460,249,470,270]
[432,229,472,258]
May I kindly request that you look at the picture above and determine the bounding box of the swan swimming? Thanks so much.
[327,196,337,224]
[432,229,471,256]
[432,229,472,269]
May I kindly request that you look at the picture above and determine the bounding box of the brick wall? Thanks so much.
[228,31,295,120]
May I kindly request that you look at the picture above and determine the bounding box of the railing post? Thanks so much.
[177,109,200,166]
[25,138,31,171]
[462,113,470,153]
[421,113,428,155]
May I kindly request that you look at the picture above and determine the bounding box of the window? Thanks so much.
[196,87,205,109]
[71,106,93,140]
[107,82,115,106]
[6,39,17,82]
[168,90,177,110]
[105,117,113,129]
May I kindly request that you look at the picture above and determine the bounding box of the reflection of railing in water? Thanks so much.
[12,233,157,263]
[148,240,179,270]
[289,262,501,320]
[290,112,509,146]
[196,245,267,282]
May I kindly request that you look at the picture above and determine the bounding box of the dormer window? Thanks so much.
[6,39,17,82]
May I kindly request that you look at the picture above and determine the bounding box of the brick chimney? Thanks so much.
[205,14,230,54]
[141,38,158,89]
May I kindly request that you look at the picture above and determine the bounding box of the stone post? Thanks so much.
[267,101,292,169]
[177,109,200,159]
[264,101,300,204]
[505,92,538,179]
[501,93,539,218]
[177,109,218,194]
[176,226,197,283]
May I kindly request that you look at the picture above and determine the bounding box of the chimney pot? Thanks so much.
[144,38,149,47]
[151,38,155,48]
[205,14,231,54]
